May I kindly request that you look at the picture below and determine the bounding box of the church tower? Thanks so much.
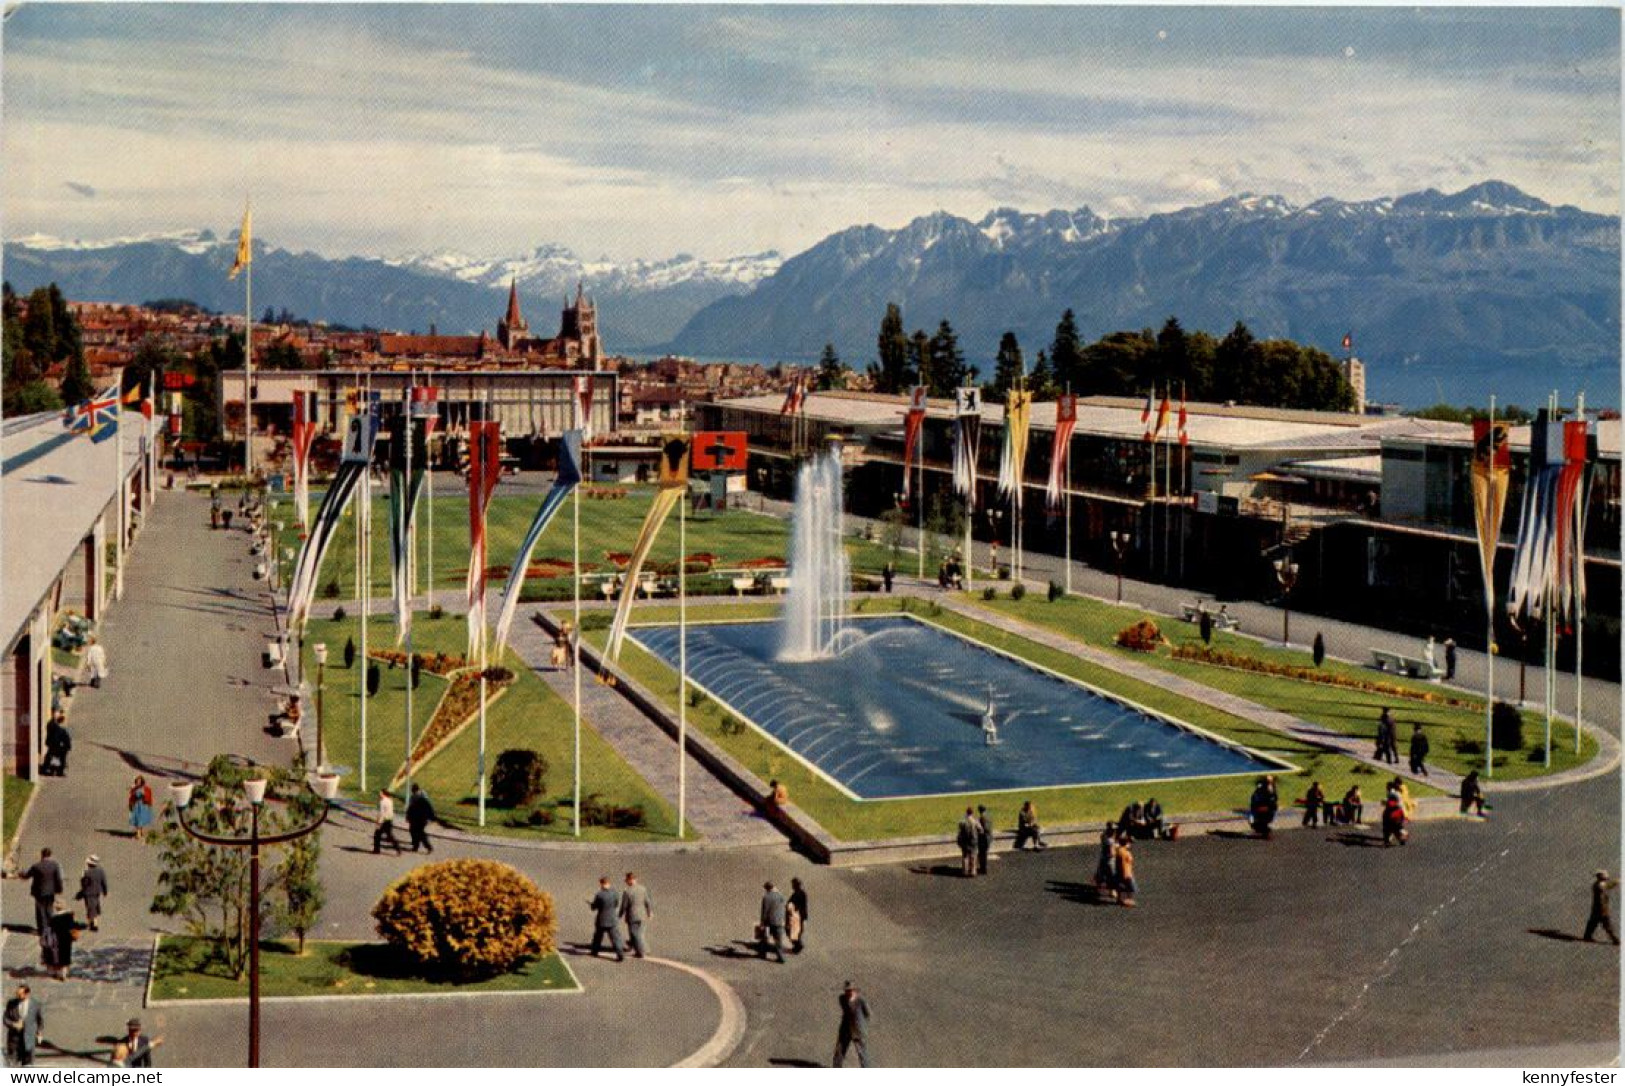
[497,279,529,350]
[560,281,601,367]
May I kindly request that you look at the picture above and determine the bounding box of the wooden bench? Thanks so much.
[1370,648,1442,681]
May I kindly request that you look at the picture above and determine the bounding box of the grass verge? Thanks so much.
[3,776,35,853]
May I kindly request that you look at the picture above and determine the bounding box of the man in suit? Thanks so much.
[619,872,652,959]
[372,791,402,855]
[78,856,108,931]
[957,808,980,877]
[113,1018,163,1068]
[588,876,625,961]
[40,714,70,777]
[833,980,871,1067]
[4,985,44,1066]
[16,849,63,934]
[405,784,435,854]
[976,805,994,875]
[759,881,788,963]
[788,877,810,954]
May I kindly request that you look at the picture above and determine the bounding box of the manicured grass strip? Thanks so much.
[591,598,1402,843]
[302,613,687,843]
[151,936,577,1000]
[3,776,35,853]
[973,594,1598,780]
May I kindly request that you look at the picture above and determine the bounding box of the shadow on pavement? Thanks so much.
[907,863,968,878]
[1331,831,1385,848]
[701,941,780,961]
[1045,879,1114,906]
[768,1058,824,1067]
[1527,928,1585,942]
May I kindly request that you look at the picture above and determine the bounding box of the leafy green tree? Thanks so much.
[4,381,63,416]
[1049,309,1085,391]
[987,331,1024,403]
[122,335,179,397]
[1078,330,1155,396]
[263,341,304,371]
[867,303,914,393]
[814,343,849,391]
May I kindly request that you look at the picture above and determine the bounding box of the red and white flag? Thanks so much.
[291,390,318,530]
[1046,393,1078,515]
[573,375,595,441]
[1177,385,1189,447]
[466,419,504,657]
[780,374,806,416]
[1140,388,1155,442]
[901,385,927,505]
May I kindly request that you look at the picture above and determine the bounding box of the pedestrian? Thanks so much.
[221,508,233,530]
[111,1017,163,1068]
[405,784,435,853]
[1302,780,1326,827]
[41,713,71,777]
[3,984,44,1066]
[371,789,402,854]
[77,856,108,931]
[1443,637,1457,681]
[210,492,222,529]
[85,636,109,689]
[976,804,994,875]
[956,807,980,877]
[1408,723,1431,776]
[832,981,872,1067]
[588,876,626,961]
[16,848,64,934]
[788,877,809,953]
[1585,871,1621,945]
[1249,776,1278,839]
[619,872,652,959]
[882,562,894,593]
[1459,771,1486,817]
[1423,635,1437,677]
[127,776,154,843]
[1115,837,1137,907]
[758,881,788,963]
[1342,785,1364,824]
[1093,822,1118,902]
[1014,800,1046,850]
[45,906,77,980]
[1381,795,1408,846]
[1376,707,1399,764]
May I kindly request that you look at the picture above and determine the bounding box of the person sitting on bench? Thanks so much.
[1143,797,1166,839]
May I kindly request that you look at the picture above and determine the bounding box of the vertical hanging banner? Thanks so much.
[605,433,690,660]
[388,397,431,644]
[997,389,1032,511]
[1553,419,1591,621]
[465,417,505,656]
[1507,409,1573,622]
[901,385,927,505]
[491,429,582,655]
[288,406,377,630]
[1177,386,1189,447]
[1140,388,1155,442]
[780,375,805,416]
[1046,393,1078,515]
[573,375,596,441]
[291,390,318,531]
[1470,417,1512,613]
[952,386,982,511]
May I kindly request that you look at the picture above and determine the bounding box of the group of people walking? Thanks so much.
[7,848,110,985]
[372,784,437,854]
[587,872,655,962]
[1091,823,1140,906]
[1373,708,1430,775]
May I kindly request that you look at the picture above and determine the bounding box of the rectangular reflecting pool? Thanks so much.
[627,614,1293,801]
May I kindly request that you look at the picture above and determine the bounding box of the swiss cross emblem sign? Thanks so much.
[691,430,748,472]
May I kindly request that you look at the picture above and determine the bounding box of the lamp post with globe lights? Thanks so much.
[312,643,328,770]
[1109,530,1130,604]
[1274,553,1300,647]
[168,768,340,1067]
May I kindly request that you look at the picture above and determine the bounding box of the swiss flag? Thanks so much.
[691,430,748,472]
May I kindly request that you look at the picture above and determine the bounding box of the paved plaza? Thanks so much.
[2,487,1617,1067]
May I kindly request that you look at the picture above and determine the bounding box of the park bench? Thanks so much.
[1369,648,1442,681]
[768,576,791,594]
[732,576,757,595]
[1180,601,1239,631]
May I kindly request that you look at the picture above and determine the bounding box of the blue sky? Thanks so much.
[3,5,1618,262]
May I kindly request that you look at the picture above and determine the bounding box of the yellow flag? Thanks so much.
[657,432,691,488]
[228,207,252,280]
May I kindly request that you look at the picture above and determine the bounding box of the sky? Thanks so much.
[2,4,1619,263]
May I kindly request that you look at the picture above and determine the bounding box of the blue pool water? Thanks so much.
[627,615,1290,800]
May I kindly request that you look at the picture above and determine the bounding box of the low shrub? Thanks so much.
[321,578,341,599]
[490,749,549,808]
[997,565,1011,581]
[1491,701,1524,751]
[1010,582,1027,601]
[982,586,998,601]
[1115,619,1163,652]
[372,859,555,980]
[427,604,444,620]
[579,793,646,829]
[1047,580,1064,602]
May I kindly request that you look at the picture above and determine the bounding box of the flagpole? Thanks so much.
[1484,395,1496,779]
[146,371,156,510]
[916,405,925,581]
[1163,394,1172,581]
[678,467,688,839]
[1064,384,1073,596]
[359,374,371,793]
[1148,384,1157,582]
[427,394,435,608]
[244,216,254,480]
[114,389,126,601]
[404,391,416,795]
[1544,389,1556,767]
[1574,391,1586,755]
[573,466,583,838]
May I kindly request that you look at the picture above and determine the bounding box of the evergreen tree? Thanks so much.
[867,303,913,393]
[1028,349,1056,399]
[925,320,968,397]
[988,331,1024,403]
[1155,316,1189,387]
[1049,309,1084,391]
[58,350,93,405]
[908,328,931,392]
[814,343,848,391]
[1213,321,1258,404]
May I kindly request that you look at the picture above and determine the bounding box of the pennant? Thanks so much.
[287,407,377,630]
[1507,409,1580,623]
[1141,388,1155,442]
[1470,418,1511,617]
[491,430,582,655]
[573,375,596,441]
[291,390,318,530]
[1553,420,1590,620]
[605,433,690,660]
[1154,391,1172,440]
[1341,332,1353,351]
[121,385,153,420]
[997,389,1032,510]
[387,401,430,644]
[952,387,982,510]
[228,207,252,281]
[410,385,439,433]
[901,385,927,505]
[465,418,505,656]
[691,431,747,472]
[780,375,806,416]
[1177,385,1189,447]
[1046,393,1078,515]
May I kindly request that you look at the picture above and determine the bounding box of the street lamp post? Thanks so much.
[1274,554,1300,647]
[312,643,328,770]
[986,507,1004,578]
[168,769,341,1068]
[1110,530,1129,604]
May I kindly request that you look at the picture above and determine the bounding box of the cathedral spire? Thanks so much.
[505,278,524,327]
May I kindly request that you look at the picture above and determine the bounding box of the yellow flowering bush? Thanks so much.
[372,859,556,980]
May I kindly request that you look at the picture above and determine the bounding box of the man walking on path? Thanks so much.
[789,877,810,954]
[372,790,402,854]
[1443,638,1457,681]
[405,784,435,853]
[957,807,980,877]
[4,985,44,1066]
[1586,870,1621,945]
[1376,708,1399,764]
[589,876,626,961]
[41,714,71,777]
[112,1018,163,1068]
[619,872,652,959]
[77,856,108,931]
[1408,723,1431,776]
[15,848,63,934]
[759,881,788,963]
[976,805,994,875]
[84,636,108,688]
[833,981,872,1067]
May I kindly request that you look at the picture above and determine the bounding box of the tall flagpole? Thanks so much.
[573,470,583,837]
[404,390,416,794]
[916,410,925,581]
[244,215,254,480]
[1163,395,1172,580]
[678,471,688,839]
[114,389,126,600]
[1148,383,1157,580]
[1543,389,1556,767]
[359,374,371,793]
[1064,383,1073,596]
[1484,395,1496,778]
[1574,390,1586,755]
[426,387,435,607]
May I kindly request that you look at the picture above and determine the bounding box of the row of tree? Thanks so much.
[2,282,93,415]
[861,303,1355,412]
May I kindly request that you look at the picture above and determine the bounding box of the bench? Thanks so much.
[1370,648,1442,681]
[1180,602,1239,631]
[732,577,757,595]
[768,576,791,594]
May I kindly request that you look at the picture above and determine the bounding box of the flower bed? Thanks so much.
[738,556,787,570]
[1115,619,1164,652]
[370,649,470,676]
[1169,644,1480,708]
[404,667,517,774]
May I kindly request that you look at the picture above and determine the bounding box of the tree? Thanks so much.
[490,749,549,808]
[1028,349,1056,399]
[988,331,1024,403]
[868,303,913,394]
[150,755,325,977]
[58,350,94,406]
[123,335,178,398]
[1078,330,1155,396]
[1155,317,1190,388]
[814,343,848,391]
[924,320,969,397]
[1213,321,1258,404]
[1049,309,1085,391]
[263,341,304,371]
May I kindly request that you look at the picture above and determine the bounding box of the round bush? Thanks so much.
[1010,582,1027,601]
[1491,701,1524,751]
[372,859,556,980]
[490,749,548,808]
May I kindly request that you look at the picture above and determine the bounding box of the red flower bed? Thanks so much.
[1115,620,1164,652]
[406,667,516,769]
[739,557,787,570]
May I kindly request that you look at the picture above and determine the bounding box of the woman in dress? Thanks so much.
[127,776,154,843]
[1093,822,1118,902]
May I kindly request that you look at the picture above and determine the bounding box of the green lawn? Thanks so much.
[279,486,900,600]
[973,593,1598,780]
[3,776,34,853]
[151,936,578,1000]
[301,612,687,843]
[592,597,1405,841]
